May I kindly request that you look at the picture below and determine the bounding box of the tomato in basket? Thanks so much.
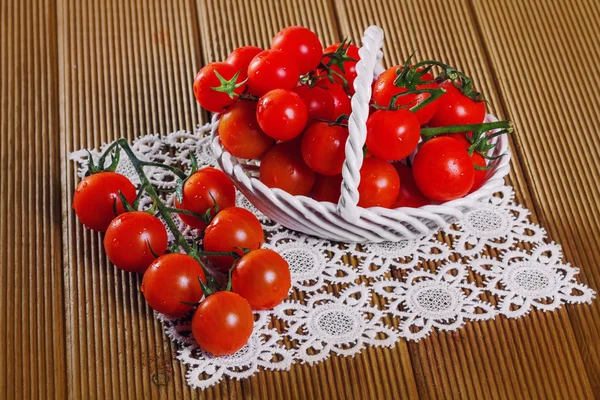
[322,42,360,94]
[412,136,475,201]
[247,49,300,96]
[225,45,263,79]
[218,100,275,159]
[193,62,247,113]
[301,121,348,176]
[271,26,323,75]
[392,163,430,208]
[372,66,441,125]
[357,158,400,208]
[428,81,486,127]
[256,89,308,141]
[365,108,421,160]
[260,140,316,196]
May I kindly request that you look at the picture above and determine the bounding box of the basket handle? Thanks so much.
[337,25,385,223]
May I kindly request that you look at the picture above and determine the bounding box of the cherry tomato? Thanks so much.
[270,26,323,75]
[260,140,316,195]
[247,50,300,96]
[391,163,430,208]
[366,109,421,160]
[372,66,440,125]
[218,100,274,159]
[256,89,308,140]
[232,249,291,310]
[103,211,168,273]
[428,81,486,127]
[141,253,206,318]
[301,122,348,175]
[316,79,352,119]
[447,133,487,192]
[357,158,400,208]
[72,172,137,232]
[294,85,335,120]
[193,62,246,113]
[174,167,236,230]
[203,207,264,271]
[192,291,254,356]
[412,136,475,201]
[311,174,342,203]
[322,43,360,94]
[225,46,263,79]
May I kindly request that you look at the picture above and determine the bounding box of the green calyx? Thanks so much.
[210,70,246,99]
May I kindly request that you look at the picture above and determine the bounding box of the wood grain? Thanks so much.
[0,0,598,398]
[0,0,67,398]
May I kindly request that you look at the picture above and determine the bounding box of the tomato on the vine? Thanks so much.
[141,253,206,318]
[311,174,342,203]
[428,81,486,127]
[316,79,352,119]
[294,85,335,120]
[301,121,348,176]
[174,167,236,230]
[357,158,400,208]
[392,163,429,208]
[372,66,441,125]
[104,211,168,273]
[225,46,263,79]
[260,140,316,196]
[192,291,254,356]
[203,207,264,271]
[366,109,421,160]
[271,26,323,75]
[412,136,475,201]
[247,50,300,96]
[218,100,274,159]
[322,42,360,94]
[256,89,308,140]
[447,133,487,192]
[232,249,291,310]
[193,62,246,113]
[72,172,137,232]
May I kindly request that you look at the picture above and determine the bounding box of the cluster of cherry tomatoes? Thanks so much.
[195,26,509,208]
[73,162,291,356]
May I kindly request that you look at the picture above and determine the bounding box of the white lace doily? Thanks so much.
[69,124,596,390]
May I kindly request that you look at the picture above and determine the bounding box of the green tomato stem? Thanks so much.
[420,120,512,139]
[115,138,213,280]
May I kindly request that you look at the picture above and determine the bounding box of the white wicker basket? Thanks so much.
[211,25,511,243]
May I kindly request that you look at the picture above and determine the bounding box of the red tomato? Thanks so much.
[372,66,440,125]
[174,167,236,230]
[322,43,360,94]
[193,62,246,113]
[412,136,475,201]
[72,172,137,232]
[192,291,254,356]
[294,85,335,120]
[256,89,308,140]
[391,163,429,208]
[316,79,352,119]
[311,174,342,203]
[247,50,300,96]
[270,26,323,75]
[301,122,348,175]
[357,158,400,208]
[103,211,168,273]
[225,46,263,79]
[141,253,206,318]
[232,249,291,310]
[366,109,421,160]
[218,100,275,159]
[203,207,264,271]
[428,81,486,127]
[446,133,487,192]
[260,141,316,195]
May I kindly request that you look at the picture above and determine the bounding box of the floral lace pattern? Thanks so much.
[69,124,596,390]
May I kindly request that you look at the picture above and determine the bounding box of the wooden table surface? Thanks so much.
[2,0,599,398]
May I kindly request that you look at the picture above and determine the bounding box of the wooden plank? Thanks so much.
[0,0,67,398]
[57,0,205,398]
[332,0,596,398]
[471,0,600,394]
